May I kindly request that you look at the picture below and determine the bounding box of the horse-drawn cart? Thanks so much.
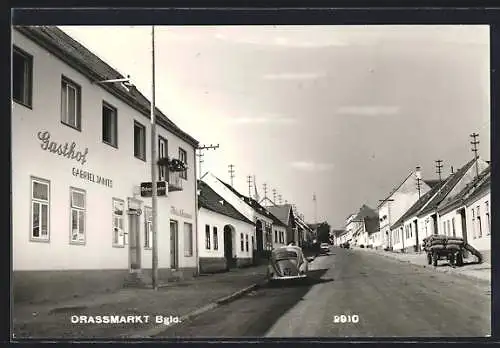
[422,235,481,267]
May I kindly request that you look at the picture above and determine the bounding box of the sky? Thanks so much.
[58,25,491,229]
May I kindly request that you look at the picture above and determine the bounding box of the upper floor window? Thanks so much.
[61,76,82,130]
[102,102,118,147]
[179,148,187,179]
[13,46,33,107]
[134,121,146,160]
[158,136,168,181]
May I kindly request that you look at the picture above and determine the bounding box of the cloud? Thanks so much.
[336,106,400,116]
[262,72,325,81]
[228,115,297,125]
[291,161,335,171]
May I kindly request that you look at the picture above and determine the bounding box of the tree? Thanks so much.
[317,222,331,243]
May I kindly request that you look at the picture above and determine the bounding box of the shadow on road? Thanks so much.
[265,268,333,288]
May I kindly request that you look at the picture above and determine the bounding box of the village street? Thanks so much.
[155,247,491,338]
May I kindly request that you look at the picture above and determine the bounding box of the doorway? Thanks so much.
[255,220,263,253]
[459,208,468,244]
[414,220,420,252]
[170,220,179,269]
[128,211,141,272]
[224,225,235,269]
[432,214,438,235]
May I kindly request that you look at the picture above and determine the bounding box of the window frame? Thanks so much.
[213,226,218,251]
[158,136,168,181]
[112,198,126,247]
[245,234,249,251]
[184,222,193,257]
[205,224,211,249]
[133,121,146,161]
[69,187,86,245]
[179,147,188,180]
[12,46,33,108]
[485,201,490,236]
[102,101,118,148]
[477,206,482,238]
[240,233,244,251]
[60,75,82,131]
[30,177,50,242]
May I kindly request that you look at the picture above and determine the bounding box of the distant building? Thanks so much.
[197,181,255,273]
[266,204,298,246]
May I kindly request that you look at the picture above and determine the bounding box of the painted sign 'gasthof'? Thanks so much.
[37,130,88,165]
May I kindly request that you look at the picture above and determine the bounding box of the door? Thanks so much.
[170,220,179,269]
[414,220,420,252]
[460,208,468,244]
[224,225,234,269]
[129,212,141,272]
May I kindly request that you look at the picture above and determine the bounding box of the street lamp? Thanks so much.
[415,166,422,198]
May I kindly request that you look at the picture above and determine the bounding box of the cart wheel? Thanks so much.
[427,253,432,265]
[432,253,438,267]
[456,253,464,267]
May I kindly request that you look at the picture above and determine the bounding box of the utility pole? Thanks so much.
[415,166,422,199]
[272,189,277,204]
[285,199,288,204]
[470,133,480,179]
[263,183,268,199]
[313,193,317,224]
[435,160,443,182]
[278,194,283,205]
[228,164,235,187]
[247,175,252,197]
[196,152,204,178]
[150,25,159,290]
[197,144,219,178]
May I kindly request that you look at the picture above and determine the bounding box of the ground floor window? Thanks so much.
[112,198,125,247]
[31,177,50,241]
[213,226,218,251]
[205,224,211,249]
[245,234,249,252]
[184,222,193,256]
[240,233,244,251]
[70,187,86,244]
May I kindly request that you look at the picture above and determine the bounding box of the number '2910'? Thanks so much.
[333,314,359,323]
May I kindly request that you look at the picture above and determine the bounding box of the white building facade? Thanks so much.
[12,27,199,304]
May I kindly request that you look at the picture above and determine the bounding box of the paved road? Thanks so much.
[155,247,491,338]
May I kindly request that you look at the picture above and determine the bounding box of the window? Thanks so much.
[184,222,193,256]
[158,136,168,181]
[70,188,86,244]
[241,233,244,251]
[144,207,152,248]
[179,148,187,179]
[112,199,125,247]
[251,236,255,250]
[477,206,482,238]
[443,221,446,235]
[13,46,33,107]
[274,230,278,243]
[452,218,456,237]
[213,226,218,250]
[102,102,118,147]
[31,178,49,241]
[61,76,82,130]
[447,221,451,237]
[246,234,249,251]
[485,201,490,235]
[134,121,146,160]
[205,225,211,249]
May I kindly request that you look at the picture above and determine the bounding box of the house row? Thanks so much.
[337,205,380,248]
[375,157,490,263]
[12,26,312,303]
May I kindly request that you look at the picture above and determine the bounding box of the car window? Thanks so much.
[272,250,298,260]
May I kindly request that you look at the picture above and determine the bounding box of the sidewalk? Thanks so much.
[13,265,268,339]
[357,247,491,283]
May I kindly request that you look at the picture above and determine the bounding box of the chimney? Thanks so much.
[451,166,454,174]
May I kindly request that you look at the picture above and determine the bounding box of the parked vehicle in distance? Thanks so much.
[267,246,312,282]
[360,244,365,248]
[341,242,350,249]
[320,243,330,254]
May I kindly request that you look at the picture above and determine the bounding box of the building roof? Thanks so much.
[377,171,414,208]
[437,166,491,215]
[266,204,294,227]
[15,26,198,147]
[424,179,441,189]
[217,178,287,228]
[354,204,378,221]
[417,158,477,217]
[198,181,254,225]
[390,179,447,230]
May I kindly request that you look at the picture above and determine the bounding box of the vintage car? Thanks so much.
[267,245,313,281]
[320,242,330,254]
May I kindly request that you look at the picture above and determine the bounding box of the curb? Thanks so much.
[365,250,491,284]
[123,279,267,339]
